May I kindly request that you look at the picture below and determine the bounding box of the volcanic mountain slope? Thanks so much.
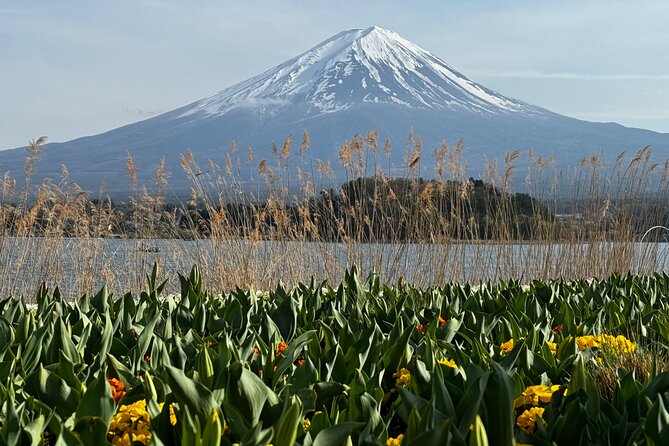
[1,26,668,196]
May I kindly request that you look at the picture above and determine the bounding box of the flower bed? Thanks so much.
[1,267,669,445]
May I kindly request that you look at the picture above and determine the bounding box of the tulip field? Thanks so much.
[2,265,669,445]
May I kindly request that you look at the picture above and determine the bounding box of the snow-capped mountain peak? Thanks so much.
[2,26,667,198]
[180,26,531,118]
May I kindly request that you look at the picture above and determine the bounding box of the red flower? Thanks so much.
[277,341,288,356]
[106,378,126,403]
[417,324,425,332]
[552,324,564,334]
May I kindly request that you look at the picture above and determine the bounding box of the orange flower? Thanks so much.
[416,324,425,332]
[296,359,305,366]
[438,316,446,327]
[107,378,126,403]
[253,347,261,355]
[144,354,151,364]
[276,341,288,356]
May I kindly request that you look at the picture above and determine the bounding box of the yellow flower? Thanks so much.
[110,433,151,446]
[169,404,177,426]
[386,433,404,446]
[393,368,411,388]
[575,334,636,355]
[546,341,557,354]
[108,400,153,446]
[517,407,545,433]
[108,400,178,445]
[500,339,515,354]
[575,335,602,351]
[514,385,562,408]
[438,358,457,369]
[598,334,636,355]
[302,418,311,432]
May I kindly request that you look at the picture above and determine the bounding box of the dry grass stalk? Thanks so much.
[1,132,669,298]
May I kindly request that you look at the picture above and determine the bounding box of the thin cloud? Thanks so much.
[471,70,669,81]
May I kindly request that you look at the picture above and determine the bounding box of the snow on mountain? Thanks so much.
[0,26,667,197]
[179,26,531,118]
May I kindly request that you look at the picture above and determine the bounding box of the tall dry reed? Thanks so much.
[1,133,668,299]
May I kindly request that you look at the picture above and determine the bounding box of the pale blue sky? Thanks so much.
[2,0,668,148]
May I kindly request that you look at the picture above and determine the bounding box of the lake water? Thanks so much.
[2,237,668,299]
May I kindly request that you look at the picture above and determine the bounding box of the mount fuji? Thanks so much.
[1,26,668,196]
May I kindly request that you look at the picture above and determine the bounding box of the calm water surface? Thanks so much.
[2,237,668,298]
